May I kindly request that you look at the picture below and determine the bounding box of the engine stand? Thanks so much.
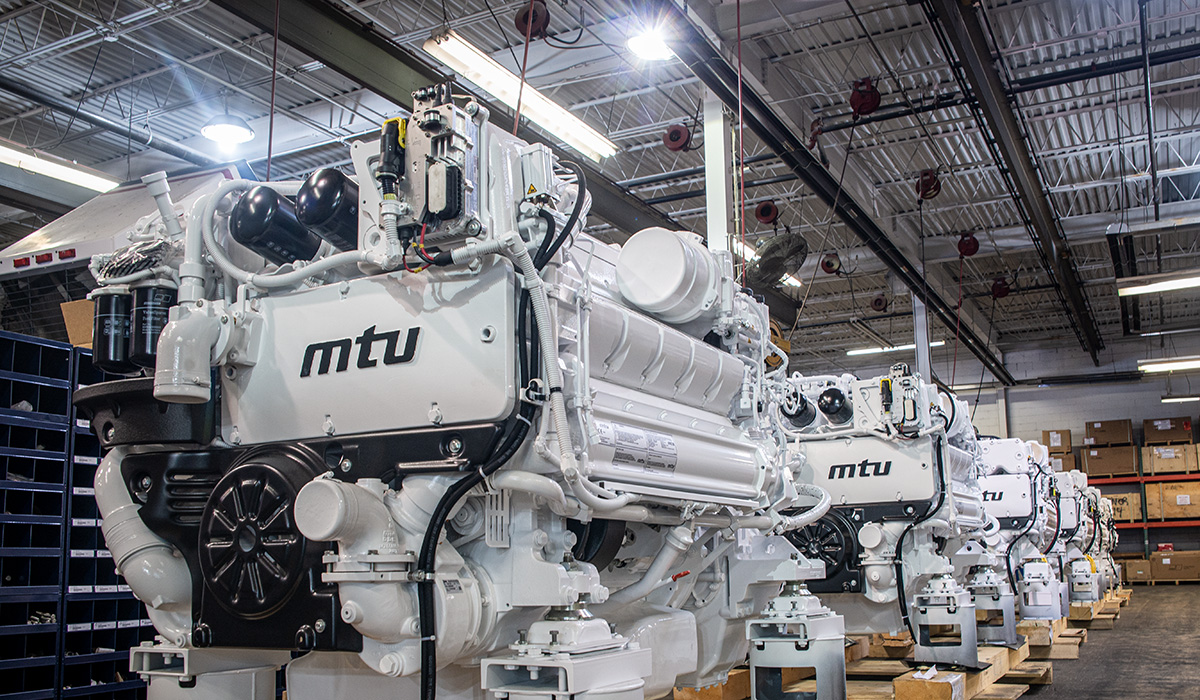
[481,605,652,700]
[130,642,291,700]
[911,575,985,670]
[1015,558,1064,620]
[748,582,847,700]
[966,568,1022,648]
[1067,558,1102,603]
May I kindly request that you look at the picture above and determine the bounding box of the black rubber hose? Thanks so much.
[535,161,586,269]
[1041,478,1061,556]
[416,282,541,700]
[894,435,947,640]
[416,402,536,700]
[1004,473,1039,592]
[533,208,557,266]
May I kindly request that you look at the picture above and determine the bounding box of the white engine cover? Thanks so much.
[222,259,516,444]
[977,474,1033,521]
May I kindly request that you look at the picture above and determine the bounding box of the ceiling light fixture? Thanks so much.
[201,113,255,148]
[627,28,675,61]
[1162,394,1200,404]
[1117,269,1200,297]
[847,340,945,357]
[0,139,118,193]
[422,30,618,162]
[1139,356,1200,373]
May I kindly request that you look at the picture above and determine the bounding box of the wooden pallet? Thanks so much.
[892,643,1030,700]
[1016,617,1084,659]
[1015,617,1066,647]
[679,642,1033,700]
[1001,661,1053,685]
[1068,613,1116,630]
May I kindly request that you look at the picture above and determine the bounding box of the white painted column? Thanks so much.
[703,89,732,254]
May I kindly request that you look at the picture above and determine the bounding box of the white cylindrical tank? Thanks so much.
[616,227,720,325]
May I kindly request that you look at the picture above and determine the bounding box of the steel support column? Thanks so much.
[659,0,1015,385]
[927,0,1104,365]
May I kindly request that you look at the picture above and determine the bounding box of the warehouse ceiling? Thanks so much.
[0,0,1198,381]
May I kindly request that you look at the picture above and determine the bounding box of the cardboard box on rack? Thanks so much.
[1145,481,1200,520]
[1042,429,1072,454]
[1108,491,1142,521]
[1083,419,1134,446]
[1125,559,1153,582]
[1143,445,1198,475]
[1151,550,1200,581]
[1082,445,1139,477]
[1144,417,1194,445]
[1049,453,1077,472]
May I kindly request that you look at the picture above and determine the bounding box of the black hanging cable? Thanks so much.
[894,436,947,640]
[416,275,543,700]
[46,45,105,150]
[1004,472,1039,592]
[535,161,586,269]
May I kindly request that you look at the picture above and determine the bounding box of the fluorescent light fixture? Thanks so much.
[201,113,255,147]
[627,29,675,61]
[0,139,118,193]
[1139,356,1200,373]
[423,30,618,162]
[1162,394,1200,403]
[847,340,945,357]
[1118,270,1200,297]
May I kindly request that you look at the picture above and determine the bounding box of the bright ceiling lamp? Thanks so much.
[1162,394,1200,403]
[422,30,618,162]
[847,340,945,357]
[0,139,118,193]
[1117,269,1200,297]
[201,113,255,148]
[627,27,675,61]
[1139,356,1200,373]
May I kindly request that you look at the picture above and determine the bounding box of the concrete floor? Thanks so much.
[1027,586,1200,699]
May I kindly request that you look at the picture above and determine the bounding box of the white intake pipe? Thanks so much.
[95,447,192,646]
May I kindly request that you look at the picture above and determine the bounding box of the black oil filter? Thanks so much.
[129,285,177,368]
[92,292,137,375]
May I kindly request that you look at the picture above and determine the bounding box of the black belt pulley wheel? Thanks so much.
[199,451,314,619]
[787,511,858,579]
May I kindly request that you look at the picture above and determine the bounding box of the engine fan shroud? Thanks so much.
[784,508,864,594]
[199,459,308,620]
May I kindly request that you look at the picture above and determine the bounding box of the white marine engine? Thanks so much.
[779,365,996,668]
[975,438,1067,620]
[75,85,849,700]
[1057,472,1119,602]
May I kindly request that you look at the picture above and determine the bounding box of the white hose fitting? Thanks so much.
[606,525,694,604]
[153,303,220,404]
[95,448,192,646]
[295,478,396,552]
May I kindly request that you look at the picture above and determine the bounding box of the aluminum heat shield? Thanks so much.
[221,258,516,444]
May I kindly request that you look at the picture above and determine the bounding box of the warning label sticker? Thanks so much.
[594,420,678,472]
